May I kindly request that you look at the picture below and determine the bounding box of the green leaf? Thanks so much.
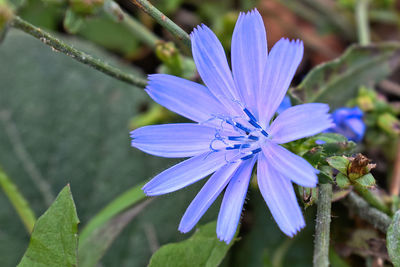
[318,165,333,184]
[148,221,235,267]
[293,43,400,109]
[387,210,400,266]
[17,185,79,267]
[327,156,350,175]
[0,166,36,233]
[354,173,376,188]
[0,30,206,266]
[302,146,325,167]
[79,181,146,243]
[79,199,152,267]
[321,141,356,156]
[335,173,351,189]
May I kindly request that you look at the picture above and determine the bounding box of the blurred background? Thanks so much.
[1,0,400,266]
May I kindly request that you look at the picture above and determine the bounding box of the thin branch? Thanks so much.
[10,16,148,88]
[356,0,371,45]
[354,184,390,215]
[129,0,191,49]
[313,183,332,267]
[344,191,391,233]
[104,1,160,48]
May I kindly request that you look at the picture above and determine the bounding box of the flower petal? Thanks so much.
[131,123,216,158]
[231,9,267,117]
[146,74,226,123]
[257,153,305,236]
[346,118,365,142]
[262,142,318,187]
[217,157,256,243]
[191,24,241,115]
[258,38,304,127]
[178,161,242,233]
[142,151,230,196]
[269,103,333,144]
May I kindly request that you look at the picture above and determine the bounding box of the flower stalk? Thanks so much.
[345,191,391,233]
[313,183,332,267]
[104,0,160,48]
[130,0,191,50]
[10,16,148,88]
[356,0,370,45]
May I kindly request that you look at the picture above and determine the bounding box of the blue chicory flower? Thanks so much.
[326,107,365,143]
[130,9,333,243]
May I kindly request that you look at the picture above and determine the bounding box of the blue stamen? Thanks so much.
[243,108,257,122]
[252,147,262,154]
[240,147,262,160]
[240,154,253,160]
[248,119,262,129]
[226,144,251,150]
[228,136,243,141]
[234,122,251,134]
[227,135,259,141]
[248,135,259,141]
[261,130,269,137]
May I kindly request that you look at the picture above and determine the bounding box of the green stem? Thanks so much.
[131,0,191,49]
[354,184,391,215]
[10,16,148,88]
[356,0,370,45]
[345,191,391,233]
[0,167,36,233]
[104,0,160,48]
[313,183,333,267]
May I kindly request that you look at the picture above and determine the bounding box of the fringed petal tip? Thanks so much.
[238,7,261,18]
[284,221,306,237]
[190,23,209,38]
[217,234,233,245]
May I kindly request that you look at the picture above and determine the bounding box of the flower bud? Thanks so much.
[155,41,183,76]
[0,0,13,32]
[347,153,376,181]
[377,113,400,136]
[326,107,365,143]
[69,0,104,15]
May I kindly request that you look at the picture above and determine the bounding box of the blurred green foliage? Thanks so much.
[0,30,220,266]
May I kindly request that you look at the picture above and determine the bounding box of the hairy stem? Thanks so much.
[130,0,191,49]
[345,191,391,232]
[313,183,333,267]
[356,0,370,45]
[354,184,391,215]
[10,16,148,88]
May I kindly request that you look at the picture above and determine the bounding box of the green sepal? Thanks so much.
[326,156,350,175]
[354,173,376,188]
[335,173,351,189]
[318,165,334,184]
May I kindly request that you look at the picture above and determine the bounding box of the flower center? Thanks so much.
[207,107,269,162]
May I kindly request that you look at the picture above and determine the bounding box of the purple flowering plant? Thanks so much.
[131,9,333,243]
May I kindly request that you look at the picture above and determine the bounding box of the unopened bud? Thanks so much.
[378,113,400,135]
[347,154,376,180]
[69,0,104,15]
[155,41,183,76]
[0,0,13,31]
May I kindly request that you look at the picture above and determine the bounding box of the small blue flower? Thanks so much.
[131,9,332,243]
[326,107,365,142]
